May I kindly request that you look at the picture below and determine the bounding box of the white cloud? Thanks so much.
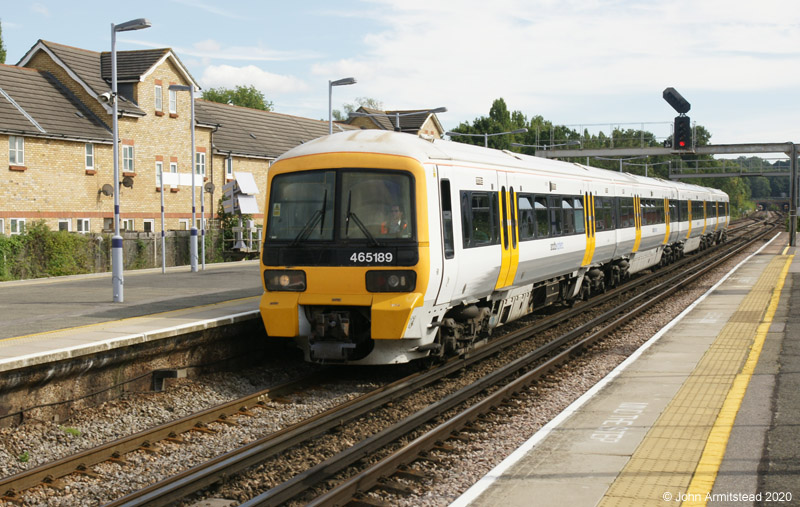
[199,64,310,94]
[31,3,50,16]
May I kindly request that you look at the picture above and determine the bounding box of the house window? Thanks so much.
[225,156,233,179]
[122,145,135,172]
[77,219,90,233]
[9,136,24,165]
[154,84,163,112]
[10,218,25,235]
[0,218,4,235]
[58,219,71,232]
[169,162,178,189]
[156,161,164,188]
[178,219,190,230]
[122,218,134,231]
[143,219,154,233]
[169,88,177,114]
[195,151,206,177]
[103,218,114,231]
[85,143,94,169]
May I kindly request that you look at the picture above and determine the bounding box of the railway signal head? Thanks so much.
[674,115,692,150]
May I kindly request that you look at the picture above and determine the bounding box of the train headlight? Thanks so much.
[365,270,416,292]
[265,270,306,291]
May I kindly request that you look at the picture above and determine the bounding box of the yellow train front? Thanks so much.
[259,133,433,364]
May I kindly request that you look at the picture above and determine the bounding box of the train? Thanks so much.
[259,130,729,365]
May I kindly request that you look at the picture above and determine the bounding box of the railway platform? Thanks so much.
[0,260,263,373]
[452,232,798,507]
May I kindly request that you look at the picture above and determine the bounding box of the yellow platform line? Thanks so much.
[682,254,792,506]
[599,255,792,507]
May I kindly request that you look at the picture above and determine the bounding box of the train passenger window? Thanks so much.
[669,200,678,224]
[562,198,575,235]
[573,197,585,234]
[680,200,689,221]
[535,197,549,238]
[518,194,535,241]
[595,197,616,231]
[618,197,635,228]
[441,180,454,259]
[460,191,498,248]
[549,196,563,236]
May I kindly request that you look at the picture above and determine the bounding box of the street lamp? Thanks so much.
[169,84,199,272]
[110,17,151,302]
[446,128,528,148]
[328,77,356,134]
[349,107,447,132]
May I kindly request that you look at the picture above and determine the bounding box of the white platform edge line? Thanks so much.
[449,233,781,507]
[0,310,261,368]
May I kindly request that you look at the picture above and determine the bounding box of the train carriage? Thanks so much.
[260,130,729,365]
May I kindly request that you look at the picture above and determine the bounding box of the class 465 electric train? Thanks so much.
[260,130,729,365]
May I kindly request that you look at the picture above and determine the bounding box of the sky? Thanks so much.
[2,0,799,155]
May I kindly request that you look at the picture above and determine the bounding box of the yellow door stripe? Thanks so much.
[632,195,642,253]
[495,188,512,290]
[504,188,520,287]
[663,198,670,244]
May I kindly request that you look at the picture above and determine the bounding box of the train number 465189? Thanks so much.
[350,252,394,263]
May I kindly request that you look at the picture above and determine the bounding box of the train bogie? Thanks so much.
[259,131,729,365]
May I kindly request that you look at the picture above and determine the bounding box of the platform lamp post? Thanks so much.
[169,84,199,272]
[328,77,356,134]
[446,128,528,148]
[110,17,151,302]
[349,107,447,133]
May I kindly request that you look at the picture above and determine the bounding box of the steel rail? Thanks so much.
[306,222,779,506]
[104,218,770,506]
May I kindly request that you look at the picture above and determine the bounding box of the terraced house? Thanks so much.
[0,40,349,236]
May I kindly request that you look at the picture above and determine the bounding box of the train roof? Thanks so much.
[277,130,727,199]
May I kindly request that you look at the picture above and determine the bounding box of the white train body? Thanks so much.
[260,131,729,364]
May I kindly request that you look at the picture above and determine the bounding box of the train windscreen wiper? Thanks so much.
[345,190,380,247]
[290,189,327,246]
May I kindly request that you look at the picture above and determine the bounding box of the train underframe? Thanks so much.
[297,232,727,365]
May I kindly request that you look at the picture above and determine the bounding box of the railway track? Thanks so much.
[0,216,779,505]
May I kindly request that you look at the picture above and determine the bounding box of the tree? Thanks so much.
[201,85,273,111]
[0,20,7,64]
[333,97,384,121]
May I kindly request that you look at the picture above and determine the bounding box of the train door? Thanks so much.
[435,167,458,305]
[495,173,520,290]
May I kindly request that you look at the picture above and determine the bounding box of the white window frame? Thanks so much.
[195,151,206,177]
[122,218,134,231]
[122,145,135,172]
[77,218,90,233]
[155,161,164,188]
[142,219,155,233]
[169,162,178,189]
[0,218,4,235]
[58,219,71,232]
[178,219,190,231]
[9,136,24,165]
[10,218,25,235]
[169,88,177,114]
[154,84,163,112]
[85,143,94,170]
[225,156,233,179]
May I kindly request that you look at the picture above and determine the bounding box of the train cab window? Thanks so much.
[518,194,535,241]
[267,170,336,241]
[461,191,499,248]
[340,171,414,240]
[441,180,455,259]
[573,197,585,234]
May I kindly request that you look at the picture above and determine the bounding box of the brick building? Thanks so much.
[0,40,355,235]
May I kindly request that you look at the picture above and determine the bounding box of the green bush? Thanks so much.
[0,221,94,280]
